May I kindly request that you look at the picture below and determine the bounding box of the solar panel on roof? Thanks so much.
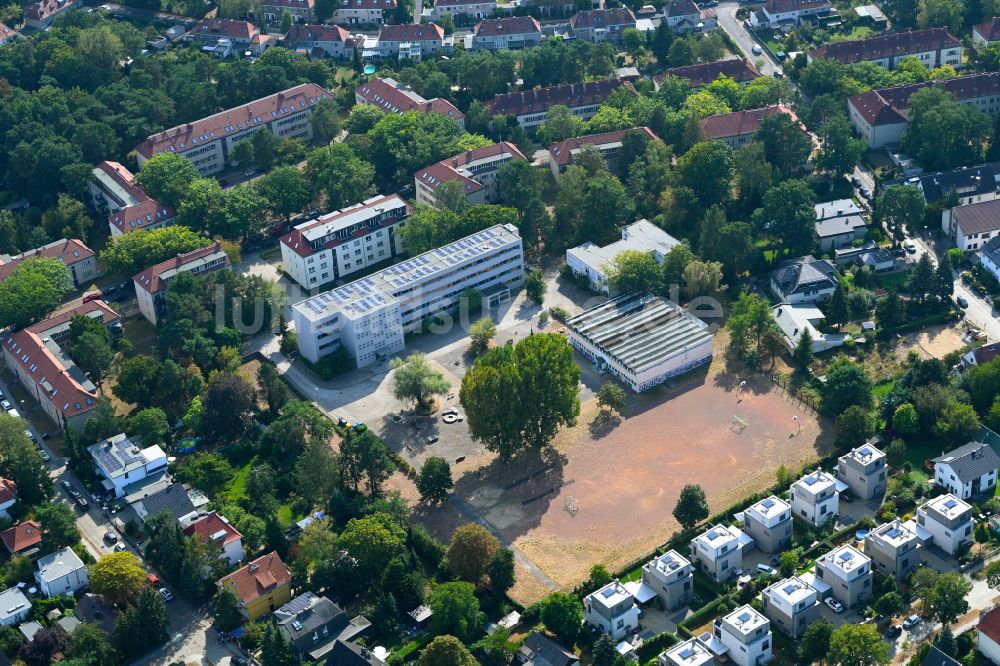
[737,611,752,623]
[944,498,958,509]
[761,498,775,509]
[679,648,695,660]
[601,587,615,599]
[706,530,718,540]
[887,528,902,539]
[782,584,797,595]
[839,551,853,561]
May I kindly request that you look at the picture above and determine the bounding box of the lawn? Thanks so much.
[874,270,912,292]
[219,462,251,504]
[901,435,940,484]
[872,381,895,402]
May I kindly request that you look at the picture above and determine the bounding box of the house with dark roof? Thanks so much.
[848,74,1000,148]
[1,300,120,433]
[259,0,315,25]
[570,8,636,43]
[698,105,797,148]
[355,77,464,128]
[922,645,960,666]
[132,483,200,525]
[982,236,1000,284]
[548,127,658,178]
[519,631,579,666]
[486,79,636,129]
[471,17,542,51]
[960,340,1000,371]
[815,198,868,251]
[941,197,1000,251]
[749,0,833,29]
[218,552,293,620]
[655,58,760,89]
[23,0,81,29]
[414,142,527,208]
[326,640,388,666]
[769,256,837,304]
[933,441,1000,499]
[74,594,118,635]
[884,162,1000,206]
[0,520,41,557]
[0,239,101,289]
[810,28,962,69]
[284,24,354,59]
[662,0,717,34]
[276,592,370,660]
[133,242,231,325]
[974,17,1000,49]
[979,606,1000,663]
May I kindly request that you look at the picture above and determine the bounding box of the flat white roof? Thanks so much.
[794,469,838,494]
[665,638,714,666]
[567,219,679,275]
[843,443,886,465]
[922,493,972,520]
[589,581,634,609]
[746,495,790,521]
[765,576,816,606]
[722,605,768,636]
[648,549,691,574]
[869,520,918,548]
[295,194,408,244]
[819,544,869,574]
[695,524,741,548]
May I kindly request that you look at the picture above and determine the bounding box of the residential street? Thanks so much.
[715,1,780,76]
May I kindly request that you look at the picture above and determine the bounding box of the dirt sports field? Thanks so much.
[447,359,836,604]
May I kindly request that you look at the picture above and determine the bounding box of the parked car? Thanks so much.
[75,496,88,509]
[426,435,439,444]
[751,44,763,55]
[82,291,102,303]
[841,491,854,503]
[956,295,969,308]
[159,588,174,602]
[24,430,36,442]
[824,597,844,613]
[902,614,921,630]
[884,625,902,639]
[904,240,917,254]
[114,542,127,552]
[756,563,774,575]
[0,400,11,411]
[61,480,73,492]
[38,448,51,463]
[103,531,118,544]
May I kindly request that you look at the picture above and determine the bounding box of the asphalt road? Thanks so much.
[715,1,780,76]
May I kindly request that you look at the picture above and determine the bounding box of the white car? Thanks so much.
[751,44,763,55]
[159,588,174,601]
[824,597,844,613]
[904,240,917,254]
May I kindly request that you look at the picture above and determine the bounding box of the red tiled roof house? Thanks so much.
[218,552,292,620]
[0,520,41,556]
[184,511,244,566]
[414,142,527,208]
[133,242,231,325]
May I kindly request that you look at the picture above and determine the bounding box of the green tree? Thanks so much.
[754,180,817,255]
[73,330,114,388]
[935,250,955,302]
[214,587,243,632]
[89,552,147,606]
[606,249,664,295]
[822,359,874,414]
[903,87,992,169]
[260,623,296,666]
[428,582,485,642]
[537,105,583,144]
[920,571,972,625]
[936,625,957,658]
[100,225,212,275]
[0,415,53,506]
[593,634,618,666]
[420,635,478,666]
[827,282,849,328]
[793,329,814,370]
[129,407,169,446]
[673,483,709,530]
[304,143,375,211]
[779,550,800,577]
[293,437,339,510]
[37,502,79,551]
[112,354,163,407]
[893,403,920,435]
[41,194,93,243]
[757,112,812,177]
[278,9,292,32]
[836,405,875,447]
[338,429,394,496]
[934,402,980,445]
[541,592,583,647]
[391,353,450,409]
[134,153,200,209]
[874,591,906,618]
[816,115,866,176]
[908,253,936,302]
[68,621,116,666]
[682,259,724,299]
[251,129,280,171]
[726,290,778,360]
[878,185,926,240]
[461,334,580,459]
[257,166,312,222]
[663,243,695,288]
[469,317,497,355]
[175,453,233,495]
[525,268,546,304]
[488,547,516,594]
[826,624,888,666]
[918,0,964,31]
[231,140,255,167]
[201,372,256,443]
[446,523,500,585]
[337,513,406,583]
[673,140,734,207]
[0,257,73,329]
[596,382,627,414]
[417,456,453,504]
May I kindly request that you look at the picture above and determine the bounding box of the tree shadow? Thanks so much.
[588,409,621,439]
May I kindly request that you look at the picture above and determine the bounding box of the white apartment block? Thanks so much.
[470,17,542,51]
[917,493,974,555]
[280,194,410,289]
[739,496,792,554]
[584,581,641,640]
[789,469,844,526]
[810,28,962,69]
[566,219,679,294]
[135,84,334,176]
[430,0,496,21]
[367,23,452,61]
[414,142,526,209]
[641,550,694,611]
[814,544,872,609]
[749,0,831,29]
[292,225,524,368]
[712,606,772,666]
[760,577,819,639]
[333,0,394,24]
[133,242,231,325]
[89,434,169,498]
[941,198,1000,251]
[486,79,636,129]
[864,520,921,580]
[660,639,715,666]
[690,524,748,583]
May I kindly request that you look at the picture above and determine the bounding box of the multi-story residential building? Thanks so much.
[136,83,334,176]
[90,161,176,237]
[918,493,974,555]
[790,469,843,526]
[941,198,1000,251]
[470,17,542,51]
[978,606,1000,664]
[699,104,798,149]
[333,0,394,25]
[933,442,1000,499]
[713,606,772,666]
[284,24,354,59]
[2,300,120,433]
[133,242,232,325]
[810,28,962,69]
[566,219,679,293]
[368,23,451,60]
[662,0,716,34]
[183,511,244,566]
[771,303,846,354]
[660,638,715,666]
[548,127,658,178]
[749,0,832,28]
[739,496,792,553]
[276,592,369,661]
[260,0,314,24]
[292,225,525,367]
[23,0,81,29]
[356,77,464,128]
[960,340,1000,371]
[760,577,819,638]
[974,18,1000,48]
[35,547,88,599]
[584,580,641,640]
[430,0,496,21]
[983,236,1000,283]
[815,544,872,609]
[815,198,868,252]
[485,79,636,129]
[568,293,714,392]
[690,524,748,582]
[641,550,693,611]
[769,256,838,304]
[837,443,887,500]
[414,142,526,208]
[848,73,1000,148]
[520,633,579,666]
[280,194,410,289]
[185,18,271,56]
[89,433,168,499]
[0,239,100,290]
[865,520,921,580]
[218,552,293,620]
[655,58,760,89]
[570,7,636,43]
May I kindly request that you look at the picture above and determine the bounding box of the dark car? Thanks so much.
[426,435,439,444]
[957,296,969,308]
[103,531,118,545]
[75,496,89,510]
[61,479,73,492]
[841,491,854,503]
[884,626,902,639]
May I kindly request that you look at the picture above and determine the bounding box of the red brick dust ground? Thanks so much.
[457,362,837,604]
